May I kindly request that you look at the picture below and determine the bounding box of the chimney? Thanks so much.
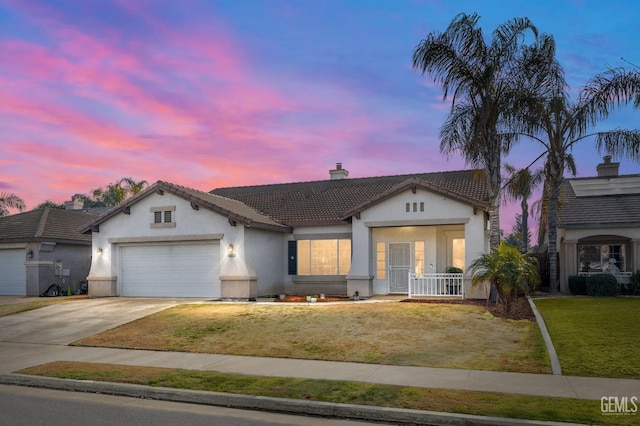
[596,155,619,177]
[64,199,84,210]
[329,163,349,180]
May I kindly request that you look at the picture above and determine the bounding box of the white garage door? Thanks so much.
[0,249,26,295]
[121,243,220,297]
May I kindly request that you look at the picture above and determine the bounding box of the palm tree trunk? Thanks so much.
[488,149,502,251]
[547,189,559,294]
[521,199,529,252]
[546,152,564,295]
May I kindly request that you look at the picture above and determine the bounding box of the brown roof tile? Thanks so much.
[211,169,490,226]
[0,208,96,243]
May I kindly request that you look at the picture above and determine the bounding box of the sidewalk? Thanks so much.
[1,341,639,400]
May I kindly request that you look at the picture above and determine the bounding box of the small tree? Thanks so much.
[469,242,540,312]
[0,192,25,217]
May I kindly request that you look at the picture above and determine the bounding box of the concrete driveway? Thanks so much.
[0,297,206,345]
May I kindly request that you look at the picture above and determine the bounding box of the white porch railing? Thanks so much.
[408,273,464,298]
[578,271,632,285]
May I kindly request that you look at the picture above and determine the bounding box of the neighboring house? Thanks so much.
[83,164,491,299]
[558,156,640,293]
[0,201,97,296]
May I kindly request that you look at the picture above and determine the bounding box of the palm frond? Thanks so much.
[594,130,640,162]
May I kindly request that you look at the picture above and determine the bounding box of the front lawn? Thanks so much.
[73,302,550,373]
[534,297,640,379]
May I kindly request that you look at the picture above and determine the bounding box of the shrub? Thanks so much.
[586,274,619,297]
[629,270,640,296]
[469,242,540,312]
[446,266,464,274]
[568,275,587,295]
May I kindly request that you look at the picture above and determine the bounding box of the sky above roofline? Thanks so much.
[1,0,639,238]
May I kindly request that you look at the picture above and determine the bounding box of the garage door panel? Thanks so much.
[0,249,26,295]
[121,244,220,297]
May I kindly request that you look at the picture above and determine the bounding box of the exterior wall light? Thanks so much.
[228,244,236,257]
[97,248,103,255]
[27,249,34,259]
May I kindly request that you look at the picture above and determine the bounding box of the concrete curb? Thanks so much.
[0,374,583,425]
[528,297,562,375]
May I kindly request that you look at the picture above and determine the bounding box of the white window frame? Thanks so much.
[150,206,176,228]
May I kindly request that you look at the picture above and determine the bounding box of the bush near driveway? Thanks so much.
[534,297,640,379]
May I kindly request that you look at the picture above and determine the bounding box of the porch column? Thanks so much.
[463,219,488,298]
[347,219,373,297]
[561,241,577,294]
[632,239,640,273]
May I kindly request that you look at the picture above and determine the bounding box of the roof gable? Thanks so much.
[341,177,490,219]
[82,181,291,234]
[212,169,489,226]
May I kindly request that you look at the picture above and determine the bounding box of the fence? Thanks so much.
[408,273,464,298]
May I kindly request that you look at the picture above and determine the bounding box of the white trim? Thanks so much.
[365,218,469,227]
[0,243,28,250]
[108,234,223,244]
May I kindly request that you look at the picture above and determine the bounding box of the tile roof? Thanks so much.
[0,208,97,243]
[559,174,640,228]
[211,169,490,226]
[82,181,291,233]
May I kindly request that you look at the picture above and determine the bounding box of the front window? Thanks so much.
[297,239,351,275]
[579,244,626,272]
[451,238,465,271]
[376,242,386,279]
[414,241,425,275]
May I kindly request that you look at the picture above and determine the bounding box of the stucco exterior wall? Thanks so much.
[87,192,249,296]
[244,227,286,296]
[23,241,91,296]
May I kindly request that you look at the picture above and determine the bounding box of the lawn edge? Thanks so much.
[528,296,562,375]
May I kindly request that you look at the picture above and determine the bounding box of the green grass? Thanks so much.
[17,361,624,425]
[534,297,640,379]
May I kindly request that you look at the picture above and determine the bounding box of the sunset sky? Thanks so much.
[1,0,639,234]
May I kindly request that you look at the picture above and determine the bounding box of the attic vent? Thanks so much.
[329,163,349,180]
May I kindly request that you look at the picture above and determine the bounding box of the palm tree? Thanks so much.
[512,44,640,293]
[0,192,26,217]
[412,13,539,249]
[502,164,544,252]
[90,178,148,207]
[469,242,540,312]
[120,177,148,195]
